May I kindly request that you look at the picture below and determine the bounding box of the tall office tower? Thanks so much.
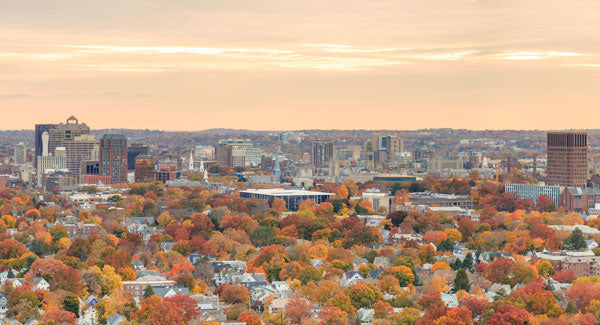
[366,135,404,168]
[134,155,156,182]
[100,134,128,184]
[13,142,27,164]
[48,116,90,156]
[215,139,253,167]
[64,135,98,175]
[547,132,588,187]
[128,143,150,171]
[311,140,334,167]
[507,155,519,173]
[34,124,55,167]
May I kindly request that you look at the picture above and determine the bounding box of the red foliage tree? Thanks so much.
[487,304,529,325]
[552,269,576,283]
[485,258,516,284]
[145,300,187,325]
[164,294,200,321]
[285,297,314,324]
[41,310,77,324]
[215,284,249,305]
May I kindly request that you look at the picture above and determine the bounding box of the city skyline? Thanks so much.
[2,0,600,130]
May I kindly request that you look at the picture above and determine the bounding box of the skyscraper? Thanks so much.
[34,124,54,167]
[128,143,150,171]
[64,135,98,175]
[311,140,334,167]
[48,116,90,156]
[13,142,27,164]
[547,132,588,187]
[100,134,128,184]
[366,134,404,168]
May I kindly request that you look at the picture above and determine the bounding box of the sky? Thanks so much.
[1,0,600,131]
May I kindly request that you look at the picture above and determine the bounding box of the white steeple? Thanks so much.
[200,159,208,182]
[188,150,194,171]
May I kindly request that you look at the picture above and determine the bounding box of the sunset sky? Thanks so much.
[1,0,600,130]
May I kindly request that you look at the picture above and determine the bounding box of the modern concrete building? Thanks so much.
[239,188,334,211]
[100,134,128,184]
[409,192,474,209]
[37,155,67,186]
[547,132,588,187]
[505,183,562,206]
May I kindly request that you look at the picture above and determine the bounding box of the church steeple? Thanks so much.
[200,159,208,182]
[188,150,194,171]
[274,147,281,183]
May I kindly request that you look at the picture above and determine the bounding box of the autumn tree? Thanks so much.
[145,300,187,325]
[319,306,348,325]
[382,266,415,287]
[535,194,555,211]
[285,297,314,324]
[487,304,529,325]
[164,294,200,322]
[373,300,394,319]
[345,282,383,309]
[216,284,249,305]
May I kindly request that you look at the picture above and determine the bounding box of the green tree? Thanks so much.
[564,228,586,250]
[249,226,276,247]
[462,253,474,272]
[437,239,455,252]
[143,285,155,299]
[453,268,471,292]
[63,293,80,318]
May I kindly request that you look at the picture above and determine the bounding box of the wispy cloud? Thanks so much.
[0,43,594,72]
[496,51,587,60]
[70,45,293,55]
[0,93,30,100]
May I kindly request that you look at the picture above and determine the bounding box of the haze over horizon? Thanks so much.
[2,0,600,130]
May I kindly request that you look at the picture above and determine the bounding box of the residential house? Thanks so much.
[342,271,364,287]
[31,278,50,291]
[106,314,126,325]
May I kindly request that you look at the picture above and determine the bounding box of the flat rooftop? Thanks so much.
[240,188,333,196]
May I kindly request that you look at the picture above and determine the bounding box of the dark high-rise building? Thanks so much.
[34,124,55,167]
[135,155,156,182]
[311,140,334,167]
[547,132,588,187]
[100,134,128,184]
[128,143,150,171]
